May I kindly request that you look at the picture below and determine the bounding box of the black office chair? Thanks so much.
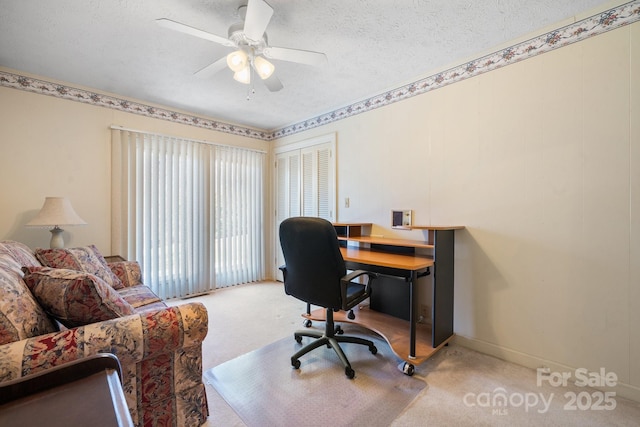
[279,216,378,379]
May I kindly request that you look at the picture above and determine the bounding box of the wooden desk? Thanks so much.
[340,246,433,271]
[306,224,462,374]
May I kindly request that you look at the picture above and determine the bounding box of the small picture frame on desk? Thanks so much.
[391,210,412,229]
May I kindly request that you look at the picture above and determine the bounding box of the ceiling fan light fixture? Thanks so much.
[233,65,251,84]
[253,55,275,80]
[157,0,326,93]
[226,49,248,72]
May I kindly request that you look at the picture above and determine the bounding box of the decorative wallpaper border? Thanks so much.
[1,1,639,141]
[0,71,270,140]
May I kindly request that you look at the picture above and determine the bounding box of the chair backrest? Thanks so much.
[279,217,346,310]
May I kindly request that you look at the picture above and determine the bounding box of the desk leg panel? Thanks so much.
[409,271,417,358]
[432,229,455,347]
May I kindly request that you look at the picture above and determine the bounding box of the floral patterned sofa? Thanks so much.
[0,240,209,426]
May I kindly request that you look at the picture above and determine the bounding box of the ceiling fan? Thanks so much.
[156,0,327,93]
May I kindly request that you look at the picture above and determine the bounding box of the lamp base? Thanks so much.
[49,226,65,249]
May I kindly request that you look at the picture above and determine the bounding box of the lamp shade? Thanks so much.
[253,56,275,80]
[26,197,87,227]
[226,50,248,72]
[233,66,251,84]
[26,197,87,249]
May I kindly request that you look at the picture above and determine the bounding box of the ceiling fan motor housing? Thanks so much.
[228,22,268,51]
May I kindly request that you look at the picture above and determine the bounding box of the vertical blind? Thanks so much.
[111,128,265,299]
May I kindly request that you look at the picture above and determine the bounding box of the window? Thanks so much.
[111,128,265,299]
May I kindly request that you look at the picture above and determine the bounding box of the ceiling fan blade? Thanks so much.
[194,57,229,79]
[243,0,273,41]
[261,73,283,92]
[263,46,327,67]
[156,18,234,47]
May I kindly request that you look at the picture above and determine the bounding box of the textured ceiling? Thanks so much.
[0,0,614,131]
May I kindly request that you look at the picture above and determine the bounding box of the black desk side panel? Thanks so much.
[432,229,455,347]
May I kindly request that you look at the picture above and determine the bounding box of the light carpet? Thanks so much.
[204,331,426,427]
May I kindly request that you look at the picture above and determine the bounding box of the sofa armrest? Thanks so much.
[0,302,208,382]
[108,261,143,288]
[0,302,208,425]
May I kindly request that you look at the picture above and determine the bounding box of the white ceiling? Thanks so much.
[0,0,613,131]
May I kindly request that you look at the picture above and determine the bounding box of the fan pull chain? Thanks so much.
[246,60,256,101]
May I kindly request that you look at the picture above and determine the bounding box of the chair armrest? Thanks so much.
[340,270,377,311]
[342,269,376,283]
[0,353,122,404]
[0,302,208,383]
[108,261,143,288]
[279,265,287,280]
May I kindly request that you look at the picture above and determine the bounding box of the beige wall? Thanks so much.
[275,22,640,399]
[0,81,267,254]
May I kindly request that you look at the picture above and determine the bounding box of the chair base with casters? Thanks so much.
[291,308,378,379]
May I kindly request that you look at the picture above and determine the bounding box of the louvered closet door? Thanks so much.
[276,151,301,221]
[301,145,334,220]
[275,151,301,281]
[275,140,335,280]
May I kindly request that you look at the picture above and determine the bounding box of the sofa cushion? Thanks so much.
[0,240,41,267]
[0,254,57,345]
[117,285,163,309]
[107,261,143,288]
[22,267,135,328]
[35,245,124,290]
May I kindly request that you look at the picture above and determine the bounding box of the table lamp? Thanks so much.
[25,197,87,248]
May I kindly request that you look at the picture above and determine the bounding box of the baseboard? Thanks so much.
[453,335,640,404]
